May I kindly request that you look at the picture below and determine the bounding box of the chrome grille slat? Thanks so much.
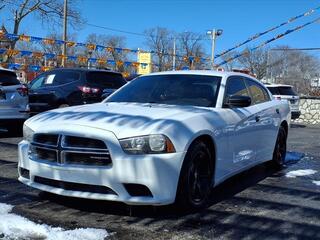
[30,134,112,167]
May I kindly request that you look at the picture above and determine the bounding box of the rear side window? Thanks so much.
[245,78,270,104]
[0,70,20,86]
[29,71,80,89]
[86,72,126,89]
[268,86,297,96]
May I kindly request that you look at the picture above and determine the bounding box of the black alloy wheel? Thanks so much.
[176,141,213,210]
[272,126,287,168]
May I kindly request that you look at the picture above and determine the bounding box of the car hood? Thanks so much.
[26,102,214,139]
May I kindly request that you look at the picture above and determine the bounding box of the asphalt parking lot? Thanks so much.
[0,124,319,240]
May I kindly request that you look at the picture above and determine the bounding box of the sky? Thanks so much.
[2,0,320,60]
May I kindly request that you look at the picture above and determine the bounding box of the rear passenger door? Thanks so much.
[223,76,261,171]
[244,78,279,163]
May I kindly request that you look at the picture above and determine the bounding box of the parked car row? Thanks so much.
[0,68,127,133]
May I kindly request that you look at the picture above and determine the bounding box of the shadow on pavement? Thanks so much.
[0,123,23,139]
[38,161,279,218]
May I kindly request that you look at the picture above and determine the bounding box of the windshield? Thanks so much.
[267,86,297,96]
[106,74,222,107]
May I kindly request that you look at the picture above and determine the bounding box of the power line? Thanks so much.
[271,48,320,51]
[217,17,320,67]
[215,5,320,58]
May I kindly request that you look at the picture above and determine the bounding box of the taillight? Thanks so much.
[78,86,100,94]
[17,85,28,97]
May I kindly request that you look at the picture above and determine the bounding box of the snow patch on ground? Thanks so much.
[285,169,317,178]
[312,181,320,186]
[284,152,304,164]
[0,203,108,240]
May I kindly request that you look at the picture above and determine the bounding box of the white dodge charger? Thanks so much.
[18,71,290,209]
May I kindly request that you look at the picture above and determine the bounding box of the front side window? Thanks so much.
[106,74,221,107]
[245,78,270,104]
[224,76,250,99]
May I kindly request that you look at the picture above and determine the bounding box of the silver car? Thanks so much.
[266,84,300,120]
[0,68,29,132]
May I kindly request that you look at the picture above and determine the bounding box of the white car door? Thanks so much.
[222,76,261,174]
[245,78,279,163]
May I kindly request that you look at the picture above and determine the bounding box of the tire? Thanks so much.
[272,126,287,168]
[176,140,213,210]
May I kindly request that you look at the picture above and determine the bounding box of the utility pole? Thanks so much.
[172,37,176,70]
[62,0,67,67]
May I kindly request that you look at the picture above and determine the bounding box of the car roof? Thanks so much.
[46,68,122,75]
[144,70,258,79]
[266,84,293,88]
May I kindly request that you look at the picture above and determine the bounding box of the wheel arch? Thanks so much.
[182,133,217,184]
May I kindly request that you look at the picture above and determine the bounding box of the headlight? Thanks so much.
[23,124,34,142]
[119,134,175,154]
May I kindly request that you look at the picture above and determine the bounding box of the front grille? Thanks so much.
[63,151,111,166]
[30,145,57,163]
[30,134,111,166]
[62,136,106,149]
[34,176,117,195]
[33,134,58,146]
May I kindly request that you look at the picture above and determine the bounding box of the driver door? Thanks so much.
[223,76,261,172]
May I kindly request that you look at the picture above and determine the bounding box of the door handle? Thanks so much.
[255,116,261,122]
[276,108,280,114]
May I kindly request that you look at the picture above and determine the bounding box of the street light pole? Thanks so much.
[207,29,223,70]
[210,29,216,69]
[62,0,67,67]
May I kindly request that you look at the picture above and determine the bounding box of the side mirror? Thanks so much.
[101,88,115,99]
[225,95,251,108]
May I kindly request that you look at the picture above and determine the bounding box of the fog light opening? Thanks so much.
[123,183,153,197]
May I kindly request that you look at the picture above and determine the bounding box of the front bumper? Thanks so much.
[18,127,185,205]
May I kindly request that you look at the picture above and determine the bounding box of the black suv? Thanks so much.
[28,68,126,114]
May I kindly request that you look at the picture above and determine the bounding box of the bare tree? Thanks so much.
[0,1,4,11]
[236,47,269,79]
[268,47,320,93]
[144,27,173,71]
[86,34,128,71]
[3,0,82,49]
[177,31,206,70]
[219,51,239,71]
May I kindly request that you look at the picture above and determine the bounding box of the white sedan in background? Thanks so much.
[18,71,290,209]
